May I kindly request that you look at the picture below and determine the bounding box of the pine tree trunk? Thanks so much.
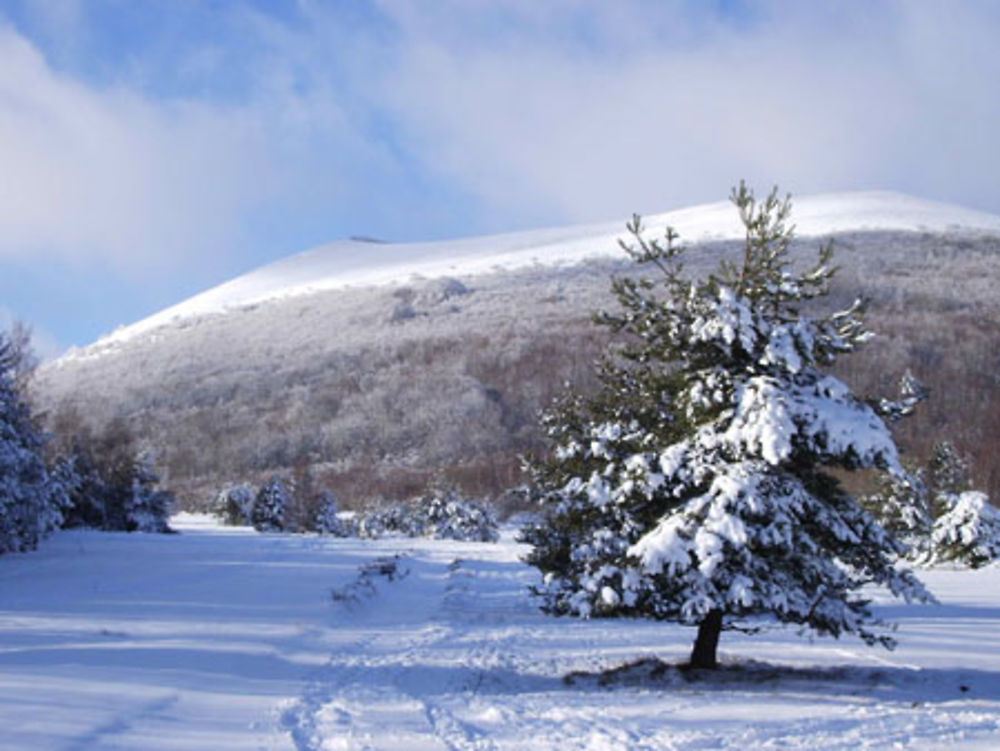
[688,609,723,669]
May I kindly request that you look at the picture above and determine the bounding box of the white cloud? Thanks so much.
[363,0,1000,221]
[0,28,262,272]
[0,22,404,277]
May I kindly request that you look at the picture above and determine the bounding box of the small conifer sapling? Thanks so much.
[252,475,288,532]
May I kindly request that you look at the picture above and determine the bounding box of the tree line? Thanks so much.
[0,335,173,555]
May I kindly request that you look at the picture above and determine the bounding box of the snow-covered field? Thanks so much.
[1,515,998,750]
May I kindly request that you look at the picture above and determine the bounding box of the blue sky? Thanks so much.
[2,0,999,355]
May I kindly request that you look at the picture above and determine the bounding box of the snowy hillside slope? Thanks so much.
[0,516,998,750]
[33,192,1000,506]
[68,190,1000,355]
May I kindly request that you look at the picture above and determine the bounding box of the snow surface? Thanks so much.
[1,514,999,750]
[67,191,1000,356]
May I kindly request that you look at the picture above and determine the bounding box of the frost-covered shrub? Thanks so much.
[50,447,172,534]
[252,475,288,532]
[389,300,417,323]
[214,483,255,526]
[331,555,410,605]
[48,411,173,535]
[861,444,999,569]
[930,491,1000,568]
[417,276,470,306]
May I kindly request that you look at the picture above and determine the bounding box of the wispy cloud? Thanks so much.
[0,27,259,272]
[4,1,999,268]
[360,0,1000,221]
[0,13,423,278]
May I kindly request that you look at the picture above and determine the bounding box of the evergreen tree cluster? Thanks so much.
[54,418,174,534]
[0,332,68,554]
[523,184,932,668]
[215,474,348,535]
[414,486,501,542]
[863,440,1000,568]
[213,474,500,542]
[0,326,175,541]
[355,486,499,542]
[214,475,314,533]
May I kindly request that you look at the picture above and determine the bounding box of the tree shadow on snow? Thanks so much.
[564,657,1000,705]
[875,601,1000,621]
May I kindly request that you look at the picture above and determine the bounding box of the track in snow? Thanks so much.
[1,515,999,750]
[276,537,1000,751]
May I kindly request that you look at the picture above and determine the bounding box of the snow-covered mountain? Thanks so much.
[71,191,1000,355]
[35,191,1000,506]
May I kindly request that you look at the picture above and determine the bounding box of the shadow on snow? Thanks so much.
[565,656,1000,704]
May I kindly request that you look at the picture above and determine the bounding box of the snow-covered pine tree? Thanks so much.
[122,454,173,533]
[929,490,1000,568]
[314,490,353,536]
[0,332,67,554]
[215,483,254,526]
[523,183,931,669]
[920,440,1000,567]
[100,452,173,533]
[56,444,108,529]
[927,439,970,517]
[860,467,933,562]
[252,475,288,532]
